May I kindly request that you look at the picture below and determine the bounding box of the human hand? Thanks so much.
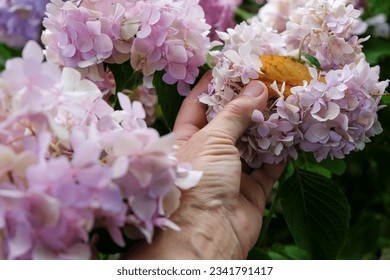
[126,72,285,259]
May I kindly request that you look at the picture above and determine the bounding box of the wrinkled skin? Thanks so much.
[126,73,285,259]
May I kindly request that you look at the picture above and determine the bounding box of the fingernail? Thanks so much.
[242,81,266,97]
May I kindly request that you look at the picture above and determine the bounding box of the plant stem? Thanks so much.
[256,161,295,248]
[297,33,311,61]
[256,180,283,247]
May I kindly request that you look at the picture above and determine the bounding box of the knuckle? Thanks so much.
[203,128,237,146]
[223,99,248,117]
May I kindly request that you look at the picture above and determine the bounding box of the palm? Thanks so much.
[175,126,284,258]
[125,74,285,260]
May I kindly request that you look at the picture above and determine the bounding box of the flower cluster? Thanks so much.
[282,0,368,71]
[201,0,388,167]
[0,0,50,48]
[42,0,211,95]
[128,85,158,126]
[41,0,138,67]
[76,63,116,95]
[0,42,201,259]
[199,0,242,41]
[257,0,307,33]
[130,0,211,95]
[258,0,390,40]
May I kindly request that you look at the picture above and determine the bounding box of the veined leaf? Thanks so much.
[105,61,142,93]
[297,152,347,177]
[257,55,325,98]
[363,38,390,65]
[267,244,309,260]
[152,66,209,131]
[153,71,185,131]
[340,211,389,259]
[280,169,350,259]
[381,94,390,105]
[319,157,347,176]
[247,247,272,260]
[0,44,18,72]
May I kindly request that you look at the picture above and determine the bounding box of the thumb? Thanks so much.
[204,80,268,144]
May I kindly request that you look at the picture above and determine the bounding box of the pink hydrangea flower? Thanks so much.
[281,0,367,71]
[42,0,135,67]
[202,0,388,167]
[77,64,116,95]
[130,0,211,95]
[199,0,242,41]
[127,85,158,126]
[352,0,367,9]
[42,0,211,96]
[0,41,202,259]
[257,0,307,32]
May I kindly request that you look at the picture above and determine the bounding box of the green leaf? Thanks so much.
[105,61,142,93]
[151,111,171,136]
[381,94,390,105]
[366,1,390,17]
[302,53,321,69]
[318,157,347,176]
[363,38,390,65]
[153,71,185,131]
[247,247,272,260]
[151,65,209,132]
[91,227,138,255]
[297,153,346,178]
[340,211,389,259]
[280,169,350,259]
[0,44,20,72]
[267,244,309,260]
[206,46,222,68]
[235,7,254,21]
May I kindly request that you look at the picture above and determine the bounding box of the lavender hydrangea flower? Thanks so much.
[0,0,50,48]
